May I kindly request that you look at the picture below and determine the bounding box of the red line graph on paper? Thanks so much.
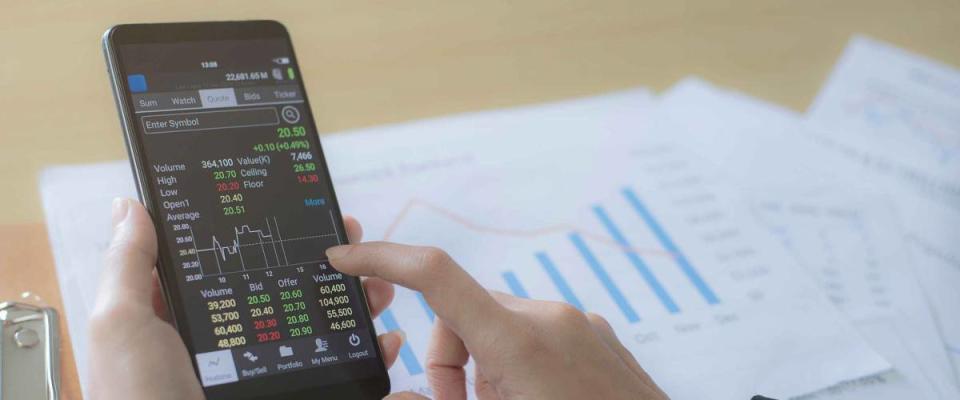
[380,198,676,258]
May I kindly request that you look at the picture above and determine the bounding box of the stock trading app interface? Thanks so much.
[118,40,376,388]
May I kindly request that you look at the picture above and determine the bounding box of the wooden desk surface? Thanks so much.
[1,1,958,398]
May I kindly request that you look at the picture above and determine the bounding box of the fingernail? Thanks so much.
[111,198,130,227]
[326,244,353,260]
[385,330,405,348]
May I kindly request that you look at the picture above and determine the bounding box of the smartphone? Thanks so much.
[102,21,390,399]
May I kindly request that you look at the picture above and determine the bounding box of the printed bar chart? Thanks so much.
[536,252,585,311]
[593,205,680,313]
[415,293,435,322]
[379,309,423,375]
[502,271,530,298]
[568,232,640,323]
[622,188,720,305]
[377,185,724,378]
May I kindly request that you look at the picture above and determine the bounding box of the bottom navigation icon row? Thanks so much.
[195,330,375,387]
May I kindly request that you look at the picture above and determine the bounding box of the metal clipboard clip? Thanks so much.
[0,301,60,400]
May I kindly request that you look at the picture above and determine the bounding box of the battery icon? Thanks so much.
[272,57,290,65]
[286,67,295,80]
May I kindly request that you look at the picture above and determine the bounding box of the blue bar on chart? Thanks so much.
[535,252,585,311]
[378,309,424,375]
[415,292,435,321]
[622,187,720,305]
[593,205,680,313]
[502,271,530,298]
[568,233,640,323]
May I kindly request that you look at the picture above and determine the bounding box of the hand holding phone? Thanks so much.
[90,201,668,400]
[89,199,404,400]
[99,19,667,400]
[102,21,391,399]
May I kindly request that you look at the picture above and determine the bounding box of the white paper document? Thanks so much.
[650,78,959,399]
[43,89,888,399]
[807,36,960,380]
[809,35,960,200]
[753,197,956,400]
[338,144,888,399]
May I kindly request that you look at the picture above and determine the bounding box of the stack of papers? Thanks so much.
[41,36,959,399]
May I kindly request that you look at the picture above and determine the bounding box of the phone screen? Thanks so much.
[105,23,387,399]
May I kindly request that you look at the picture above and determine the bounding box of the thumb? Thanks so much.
[383,392,430,400]
[95,198,159,312]
[327,242,509,346]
